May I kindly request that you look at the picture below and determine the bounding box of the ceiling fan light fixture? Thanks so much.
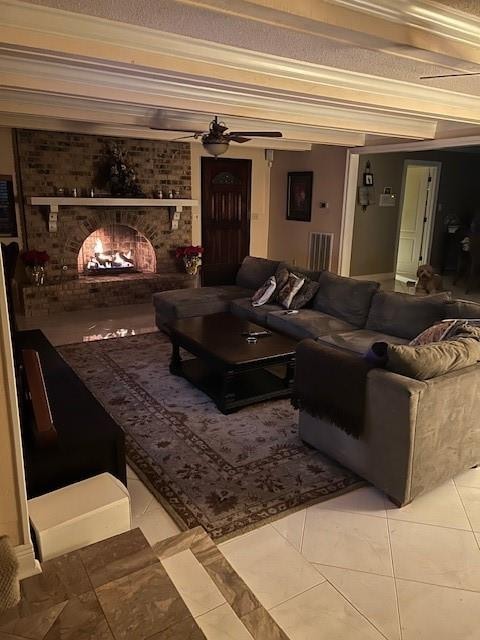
[203,141,229,157]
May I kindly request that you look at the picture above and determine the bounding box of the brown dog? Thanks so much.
[415,264,443,295]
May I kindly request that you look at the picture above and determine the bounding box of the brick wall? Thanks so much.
[16,130,192,279]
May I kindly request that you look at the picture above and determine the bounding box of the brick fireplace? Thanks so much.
[15,130,195,315]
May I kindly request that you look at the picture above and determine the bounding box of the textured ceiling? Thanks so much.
[24,0,480,94]
[433,0,480,17]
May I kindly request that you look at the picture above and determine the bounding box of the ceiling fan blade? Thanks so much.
[172,135,197,141]
[420,72,480,79]
[150,124,204,133]
[228,135,250,143]
[229,131,282,137]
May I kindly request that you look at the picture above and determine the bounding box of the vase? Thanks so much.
[184,259,199,276]
[28,265,45,286]
[0,535,20,611]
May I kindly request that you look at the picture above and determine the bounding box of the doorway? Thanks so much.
[201,157,251,273]
[395,161,441,281]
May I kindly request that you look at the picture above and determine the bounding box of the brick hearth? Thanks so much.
[21,272,194,317]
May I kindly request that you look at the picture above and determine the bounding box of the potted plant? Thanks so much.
[21,249,50,286]
[175,245,204,276]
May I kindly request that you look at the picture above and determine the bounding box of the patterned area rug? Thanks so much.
[59,332,362,540]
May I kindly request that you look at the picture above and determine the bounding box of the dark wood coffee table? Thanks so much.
[168,312,297,414]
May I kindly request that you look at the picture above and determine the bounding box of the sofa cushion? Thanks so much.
[153,285,253,327]
[235,256,281,290]
[267,309,355,340]
[387,338,480,380]
[366,291,450,340]
[445,299,480,319]
[230,297,282,325]
[319,329,408,355]
[313,272,379,328]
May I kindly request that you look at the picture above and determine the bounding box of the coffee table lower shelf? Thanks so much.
[171,357,294,414]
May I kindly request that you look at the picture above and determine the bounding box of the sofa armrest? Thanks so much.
[364,369,426,503]
[201,263,241,287]
[406,363,480,499]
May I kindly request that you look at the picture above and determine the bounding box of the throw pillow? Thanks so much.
[272,266,290,301]
[409,320,457,346]
[387,338,480,380]
[410,319,480,346]
[251,276,277,307]
[278,273,305,309]
[289,278,321,310]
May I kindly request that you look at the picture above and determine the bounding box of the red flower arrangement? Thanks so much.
[175,245,204,260]
[175,245,204,275]
[21,249,50,267]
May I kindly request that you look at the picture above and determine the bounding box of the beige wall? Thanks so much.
[350,149,480,277]
[268,145,347,271]
[350,154,405,277]
[0,128,23,247]
[190,144,271,257]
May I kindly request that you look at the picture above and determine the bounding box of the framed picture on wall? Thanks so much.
[286,171,313,221]
[0,175,17,237]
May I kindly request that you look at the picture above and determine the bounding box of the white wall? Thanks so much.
[190,143,271,257]
[0,127,23,247]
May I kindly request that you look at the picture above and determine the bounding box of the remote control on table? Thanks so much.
[241,330,272,338]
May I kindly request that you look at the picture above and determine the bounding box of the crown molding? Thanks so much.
[0,1,479,125]
[0,56,436,140]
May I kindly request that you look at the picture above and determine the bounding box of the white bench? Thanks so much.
[28,473,131,561]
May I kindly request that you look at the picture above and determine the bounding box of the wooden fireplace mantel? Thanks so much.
[29,197,198,232]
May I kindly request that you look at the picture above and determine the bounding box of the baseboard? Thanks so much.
[15,542,41,579]
[395,273,417,284]
[352,272,394,282]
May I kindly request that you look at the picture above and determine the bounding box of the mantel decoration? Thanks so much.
[98,144,145,197]
[21,249,49,286]
[358,160,375,212]
[286,171,313,222]
[176,245,204,275]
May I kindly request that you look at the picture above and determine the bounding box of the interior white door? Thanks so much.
[396,165,432,278]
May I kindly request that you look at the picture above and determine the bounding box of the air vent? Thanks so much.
[308,232,333,271]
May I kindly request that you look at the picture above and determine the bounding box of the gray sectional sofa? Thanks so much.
[153,256,480,506]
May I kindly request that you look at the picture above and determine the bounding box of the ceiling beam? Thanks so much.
[0,1,477,125]
[0,113,316,150]
[0,93,365,146]
[0,57,436,140]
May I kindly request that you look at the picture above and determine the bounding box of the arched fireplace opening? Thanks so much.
[77,225,156,275]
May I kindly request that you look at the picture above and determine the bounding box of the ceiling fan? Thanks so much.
[150,114,282,157]
[420,71,480,79]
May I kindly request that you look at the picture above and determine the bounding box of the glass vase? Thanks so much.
[29,265,45,286]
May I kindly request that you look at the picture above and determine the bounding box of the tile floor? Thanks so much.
[18,299,480,640]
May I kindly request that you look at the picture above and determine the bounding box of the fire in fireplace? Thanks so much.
[78,225,156,275]
[86,239,136,272]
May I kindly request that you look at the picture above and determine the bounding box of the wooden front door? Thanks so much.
[201,157,251,275]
